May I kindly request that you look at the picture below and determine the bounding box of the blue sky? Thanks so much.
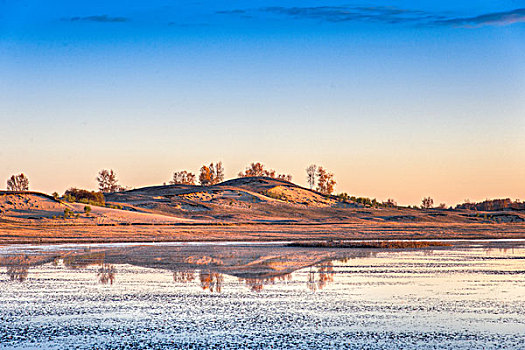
[1,1,524,205]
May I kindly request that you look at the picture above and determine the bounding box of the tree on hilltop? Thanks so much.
[199,165,213,186]
[238,162,266,177]
[7,173,29,191]
[170,171,196,185]
[316,167,336,195]
[199,162,224,186]
[97,169,124,193]
[306,165,317,189]
[214,162,225,184]
[421,197,434,209]
[238,162,291,181]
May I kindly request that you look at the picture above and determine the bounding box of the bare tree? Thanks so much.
[421,197,434,209]
[97,169,123,193]
[214,162,225,184]
[306,165,317,189]
[170,171,196,185]
[316,167,336,195]
[7,173,29,191]
[238,162,289,180]
[239,162,266,177]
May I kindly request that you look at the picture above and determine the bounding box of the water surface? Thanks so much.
[1,241,524,349]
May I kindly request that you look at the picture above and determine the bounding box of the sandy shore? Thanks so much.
[1,221,524,245]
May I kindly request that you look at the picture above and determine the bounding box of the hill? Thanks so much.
[0,191,193,225]
[1,178,524,244]
[103,176,359,223]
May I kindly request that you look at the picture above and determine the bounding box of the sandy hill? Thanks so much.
[104,176,361,223]
[0,191,192,225]
[2,178,524,228]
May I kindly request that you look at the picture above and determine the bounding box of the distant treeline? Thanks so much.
[455,199,524,211]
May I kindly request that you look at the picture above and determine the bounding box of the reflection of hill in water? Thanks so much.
[1,245,375,291]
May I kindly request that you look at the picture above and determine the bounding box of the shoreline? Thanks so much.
[1,221,524,245]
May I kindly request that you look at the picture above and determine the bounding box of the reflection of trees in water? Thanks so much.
[485,247,517,255]
[61,252,116,285]
[5,255,30,282]
[62,252,105,269]
[97,264,116,285]
[173,270,195,283]
[422,249,435,257]
[307,269,316,291]
[240,274,292,292]
[199,270,223,292]
[307,261,335,291]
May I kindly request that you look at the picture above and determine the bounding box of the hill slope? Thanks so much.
[105,177,358,223]
[0,191,193,225]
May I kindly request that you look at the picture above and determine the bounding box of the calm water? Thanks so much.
[0,241,524,349]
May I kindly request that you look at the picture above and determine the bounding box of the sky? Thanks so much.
[1,0,524,206]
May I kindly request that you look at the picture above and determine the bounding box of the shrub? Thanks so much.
[63,194,75,202]
[337,193,349,201]
[84,205,92,215]
[354,197,373,207]
[64,188,105,206]
[262,190,286,201]
[383,198,397,207]
[64,208,74,219]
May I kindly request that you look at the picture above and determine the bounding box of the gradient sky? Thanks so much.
[1,1,524,206]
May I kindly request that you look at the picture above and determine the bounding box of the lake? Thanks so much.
[1,240,524,349]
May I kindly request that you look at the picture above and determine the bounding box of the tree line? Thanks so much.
[3,162,338,197]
